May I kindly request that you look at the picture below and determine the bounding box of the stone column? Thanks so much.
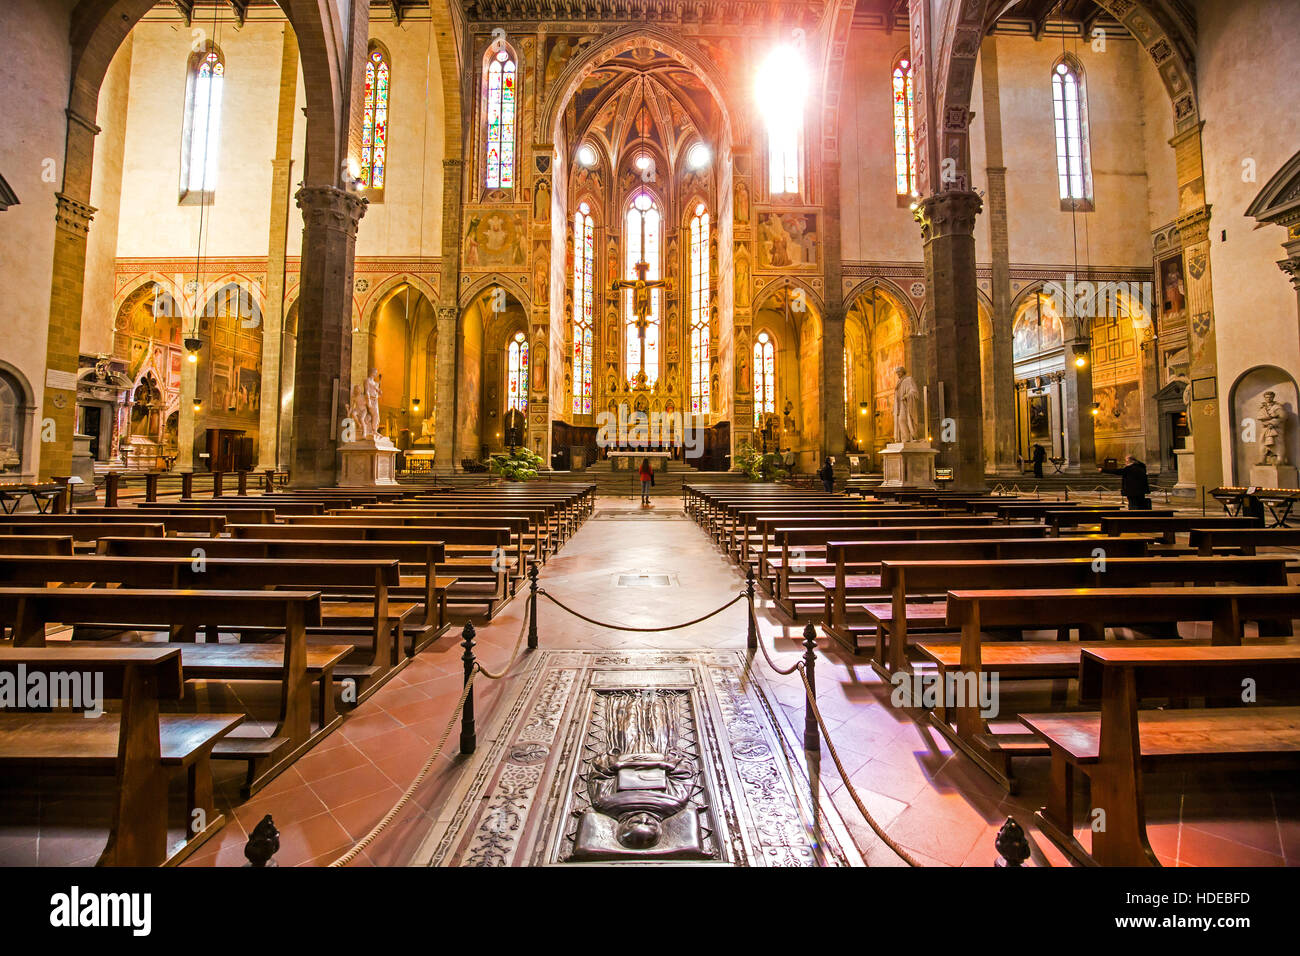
[821,158,846,464]
[979,41,1018,474]
[1139,330,1163,471]
[1061,333,1096,471]
[915,191,985,490]
[290,185,367,487]
[257,27,300,470]
[39,191,96,480]
[435,158,463,473]
[176,352,197,471]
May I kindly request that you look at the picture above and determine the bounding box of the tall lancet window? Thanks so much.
[757,45,807,195]
[573,203,595,416]
[507,331,529,414]
[689,203,710,416]
[1052,58,1093,207]
[485,46,517,189]
[892,56,917,199]
[180,46,225,203]
[754,331,775,427]
[624,191,662,386]
[361,45,390,193]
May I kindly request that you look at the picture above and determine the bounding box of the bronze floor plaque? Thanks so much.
[411,650,859,867]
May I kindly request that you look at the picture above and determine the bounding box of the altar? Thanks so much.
[608,450,671,472]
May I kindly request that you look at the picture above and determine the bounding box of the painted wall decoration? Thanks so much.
[755,211,819,270]
[1012,296,1064,361]
[1158,254,1186,327]
[463,207,528,270]
[1093,381,1142,434]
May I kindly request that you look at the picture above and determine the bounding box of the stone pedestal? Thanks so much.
[880,441,938,489]
[1173,444,1198,495]
[339,437,399,487]
[123,437,160,472]
[1249,463,1299,490]
[71,434,97,500]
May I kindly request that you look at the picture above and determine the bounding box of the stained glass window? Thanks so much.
[507,330,529,414]
[754,331,775,427]
[181,47,225,199]
[485,47,516,189]
[1052,60,1090,202]
[689,203,710,416]
[892,57,916,198]
[758,45,805,195]
[572,203,595,416]
[624,192,661,387]
[361,46,390,190]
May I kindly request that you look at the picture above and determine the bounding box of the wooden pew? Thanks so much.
[229,522,513,615]
[889,555,1291,677]
[2,512,226,536]
[1100,514,1262,545]
[0,522,164,545]
[1046,508,1176,534]
[771,523,1049,616]
[1023,645,1300,866]
[941,586,1300,790]
[0,645,243,866]
[0,535,74,555]
[94,536,453,653]
[820,535,1151,651]
[0,553,404,701]
[0,587,331,796]
[1189,525,1300,556]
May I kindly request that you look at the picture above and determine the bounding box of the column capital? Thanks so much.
[1174,204,1213,245]
[913,190,983,242]
[1278,256,1300,292]
[295,184,367,235]
[54,192,95,235]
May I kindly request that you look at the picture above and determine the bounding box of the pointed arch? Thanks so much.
[481,39,519,191]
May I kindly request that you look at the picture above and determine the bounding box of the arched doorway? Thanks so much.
[456,285,531,466]
[844,286,914,469]
[752,283,823,473]
[364,282,437,453]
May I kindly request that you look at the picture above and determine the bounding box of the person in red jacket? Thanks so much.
[638,457,654,505]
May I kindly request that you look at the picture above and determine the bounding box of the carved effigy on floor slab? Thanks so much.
[411,651,858,868]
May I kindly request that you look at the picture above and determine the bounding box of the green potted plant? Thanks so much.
[733,442,788,482]
[488,446,545,482]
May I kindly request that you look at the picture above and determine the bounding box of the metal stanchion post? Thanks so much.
[527,561,540,650]
[802,622,820,754]
[746,565,758,651]
[460,622,477,754]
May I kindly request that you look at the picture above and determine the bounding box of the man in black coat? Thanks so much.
[1100,455,1151,510]
[1031,443,1046,478]
[818,457,835,493]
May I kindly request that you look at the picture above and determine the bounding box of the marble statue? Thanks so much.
[892,366,921,443]
[1258,391,1288,465]
[364,369,383,440]
[346,383,371,439]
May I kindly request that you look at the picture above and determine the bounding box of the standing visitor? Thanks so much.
[1100,455,1151,510]
[1031,443,1046,478]
[818,457,835,493]
[639,457,654,506]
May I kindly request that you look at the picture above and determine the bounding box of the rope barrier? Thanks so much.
[536,588,748,632]
[327,608,532,867]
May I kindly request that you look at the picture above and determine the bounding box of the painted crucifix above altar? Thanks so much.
[611,259,672,390]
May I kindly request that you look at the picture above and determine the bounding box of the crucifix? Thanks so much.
[611,260,672,389]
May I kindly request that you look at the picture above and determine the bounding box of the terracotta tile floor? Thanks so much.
[4,493,1297,867]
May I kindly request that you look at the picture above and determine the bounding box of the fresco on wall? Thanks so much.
[1012,297,1064,360]
[1158,255,1186,326]
[756,211,819,270]
[1093,382,1142,434]
[463,207,528,270]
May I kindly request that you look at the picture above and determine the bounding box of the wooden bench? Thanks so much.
[0,587,334,797]
[1045,508,1176,534]
[770,523,1048,616]
[940,586,1300,790]
[4,511,227,536]
[1189,525,1300,556]
[0,645,242,865]
[879,555,1291,677]
[0,522,164,545]
[1100,514,1263,545]
[1022,645,1300,866]
[0,553,405,702]
[821,535,1151,652]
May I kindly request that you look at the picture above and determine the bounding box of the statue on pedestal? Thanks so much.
[1258,391,1289,465]
[892,366,921,443]
[364,369,383,441]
